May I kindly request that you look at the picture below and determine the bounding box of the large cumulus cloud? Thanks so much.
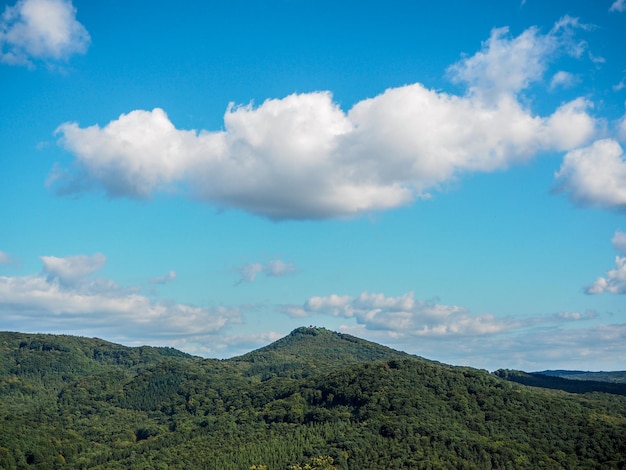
[50,20,597,220]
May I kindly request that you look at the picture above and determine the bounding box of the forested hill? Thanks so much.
[0,331,194,376]
[227,326,415,379]
[1,329,626,469]
[494,369,626,396]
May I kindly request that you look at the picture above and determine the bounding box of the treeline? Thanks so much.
[494,369,626,396]
[1,329,625,469]
[536,369,626,384]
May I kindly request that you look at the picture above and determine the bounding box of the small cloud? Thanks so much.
[609,0,626,12]
[235,260,295,285]
[588,52,605,65]
[554,139,626,211]
[0,0,91,68]
[549,71,579,90]
[236,263,263,284]
[613,78,626,92]
[586,232,626,295]
[41,253,106,286]
[148,270,176,285]
[612,230,626,254]
[264,260,296,277]
[553,310,598,321]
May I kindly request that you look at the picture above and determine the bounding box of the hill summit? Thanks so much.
[228,326,414,379]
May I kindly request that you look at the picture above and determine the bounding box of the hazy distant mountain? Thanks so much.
[1,329,625,469]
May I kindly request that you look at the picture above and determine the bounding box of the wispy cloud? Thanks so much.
[609,0,626,13]
[448,16,589,102]
[613,73,626,92]
[0,255,240,346]
[277,290,614,370]
[0,0,90,68]
[51,19,597,220]
[148,270,176,285]
[338,320,626,371]
[282,291,516,336]
[235,259,295,284]
[553,310,598,321]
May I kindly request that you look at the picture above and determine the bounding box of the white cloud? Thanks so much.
[553,310,597,321]
[549,71,579,90]
[585,231,626,295]
[53,92,596,220]
[448,25,549,99]
[339,321,626,371]
[265,260,296,277]
[610,0,626,12]
[448,17,588,101]
[236,259,295,284]
[283,291,513,336]
[554,139,626,210]
[585,259,626,294]
[40,252,105,285]
[612,230,626,254]
[51,21,597,220]
[148,270,176,285]
[0,255,239,346]
[0,0,90,67]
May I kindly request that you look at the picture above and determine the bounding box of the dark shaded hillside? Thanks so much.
[1,328,625,469]
[494,369,626,396]
[227,326,415,380]
[536,369,626,384]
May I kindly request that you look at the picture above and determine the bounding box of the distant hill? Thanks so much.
[227,326,415,380]
[0,331,194,376]
[1,328,625,469]
[494,369,626,396]
[536,369,626,384]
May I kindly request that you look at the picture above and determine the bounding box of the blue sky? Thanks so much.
[1,0,626,371]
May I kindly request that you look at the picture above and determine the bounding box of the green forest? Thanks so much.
[1,327,625,469]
